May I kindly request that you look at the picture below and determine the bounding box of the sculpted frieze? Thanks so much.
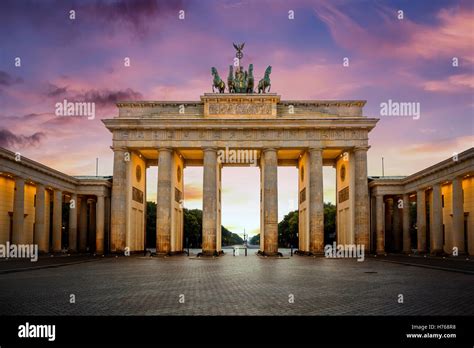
[116,128,366,141]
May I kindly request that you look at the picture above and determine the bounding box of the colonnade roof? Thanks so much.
[0,147,111,193]
[369,147,474,194]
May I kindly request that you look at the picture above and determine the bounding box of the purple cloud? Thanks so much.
[0,128,46,148]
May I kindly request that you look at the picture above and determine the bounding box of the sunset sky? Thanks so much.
[0,0,472,238]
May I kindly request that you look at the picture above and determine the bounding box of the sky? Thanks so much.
[0,0,473,238]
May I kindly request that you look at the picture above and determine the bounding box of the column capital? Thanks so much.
[353,145,370,152]
[308,146,323,152]
[450,175,463,183]
[262,147,278,153]
[202,147,218,153]
[158,147,173,153]
[110,146,128,152]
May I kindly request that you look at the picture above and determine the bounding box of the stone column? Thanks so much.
[392,196,401,251]
[416,189,426,253]
[262,148,279,255]
[88,199,96,251]
[309,148,324,253]
[354,146,370,250]
[431,184,443,254]
[52,190,62,252]
[156,148,172,254]
[12,176,25,244]
[385,198,393,250]
[79,197,88,252]
[96,195,105,254]
[202,148,218,255]
[110,147,128,252]
[34,184,47,252]
[68,193,78,252]
[452,177,465,253]
[376,195,385,254]
[402,193,411,253]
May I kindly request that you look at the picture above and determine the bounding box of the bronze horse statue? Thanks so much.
[246,64,254,93]
[258,65,272,93]
[227,65,235,93]
[211,67,225,93]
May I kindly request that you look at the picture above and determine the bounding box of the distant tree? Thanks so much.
[147,204,337,250]
[277,203,336,247]
[222,226,244,246]
[249,234,260,245]
[278,210,298,247]
[324,202,336,244]
[146,201,156,248]
[170,208,242,248]
[183,208,202,248]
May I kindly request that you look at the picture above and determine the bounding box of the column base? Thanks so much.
[197,250,224,257]
[257,250,283,257]
[376,250,386,256]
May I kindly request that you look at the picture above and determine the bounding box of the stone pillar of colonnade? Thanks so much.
[375,195,385,254]
[95,195,105,254]
[385,198,393,250]
[309,147,324,254]
[402,193,411,253]
[12,176,25,244]
[52,189,63,252]
[353,146,370,251]
[392,196,402,252]
[156,148,173,255]
[297,152,310,253]
[156,148,185,255]
[171,153,184,254]
[452,177,465,254]
[215,162,222,254]
[110,147,129,252]
[416,188,427,253]
[68,193,78,252]
[260,148,279,256]
[430,184,443,255]
[88,198,96,251]
[34,184,47,252]
[79,196,88,252]
[201,148,219,256]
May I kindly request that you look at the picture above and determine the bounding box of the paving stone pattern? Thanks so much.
[0,250,472,316]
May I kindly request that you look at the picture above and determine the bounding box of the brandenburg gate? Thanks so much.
[103,93,378,256]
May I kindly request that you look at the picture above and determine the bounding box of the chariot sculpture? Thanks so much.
[210,43,272,94]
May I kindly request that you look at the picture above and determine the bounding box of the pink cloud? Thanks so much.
[423,73,474,92]
[313,1,474,64]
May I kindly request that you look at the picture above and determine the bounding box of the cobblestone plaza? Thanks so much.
[1,251,472,316]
